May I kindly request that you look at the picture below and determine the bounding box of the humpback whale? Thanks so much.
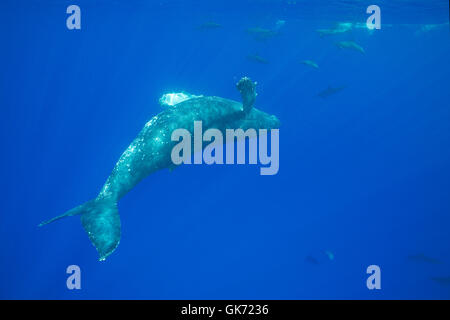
[39,77,280,261]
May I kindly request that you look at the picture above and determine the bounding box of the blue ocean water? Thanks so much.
[1,0,449,299]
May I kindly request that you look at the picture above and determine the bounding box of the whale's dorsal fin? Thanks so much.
[159,92,203,107]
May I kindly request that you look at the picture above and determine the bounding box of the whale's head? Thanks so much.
[231,107,280,131]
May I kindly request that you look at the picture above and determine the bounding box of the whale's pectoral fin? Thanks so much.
[80,199,121,261]
[40,198,121,261]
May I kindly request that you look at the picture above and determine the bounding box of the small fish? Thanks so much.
[300,60,319,69]
[335,41,365,54]
[431,277,450,286]
[407,253,443,265]
[197,22,222,30]
[247,54,269,64]
[317,85,346,98]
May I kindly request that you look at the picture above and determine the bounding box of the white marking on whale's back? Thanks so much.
[159,92,203,107]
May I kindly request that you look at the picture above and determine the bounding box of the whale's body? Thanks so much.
[99,95,278,201]
[40,77,279,260]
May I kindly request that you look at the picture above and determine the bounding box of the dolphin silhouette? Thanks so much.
[300,60,319,69]
[39,77,280,261]
[335,41,365,54]
[247,53,269,64]
[246,27,278,41]
[431,276,450,286]
[197,21,222,30]
[407,253,443,265]
[317,85,346,98]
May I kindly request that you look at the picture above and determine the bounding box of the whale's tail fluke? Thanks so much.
[39,198,121,261]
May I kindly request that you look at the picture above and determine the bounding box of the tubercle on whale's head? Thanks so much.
[265,114,280,130]
[270,114,281,129]
[235,108,280,131]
